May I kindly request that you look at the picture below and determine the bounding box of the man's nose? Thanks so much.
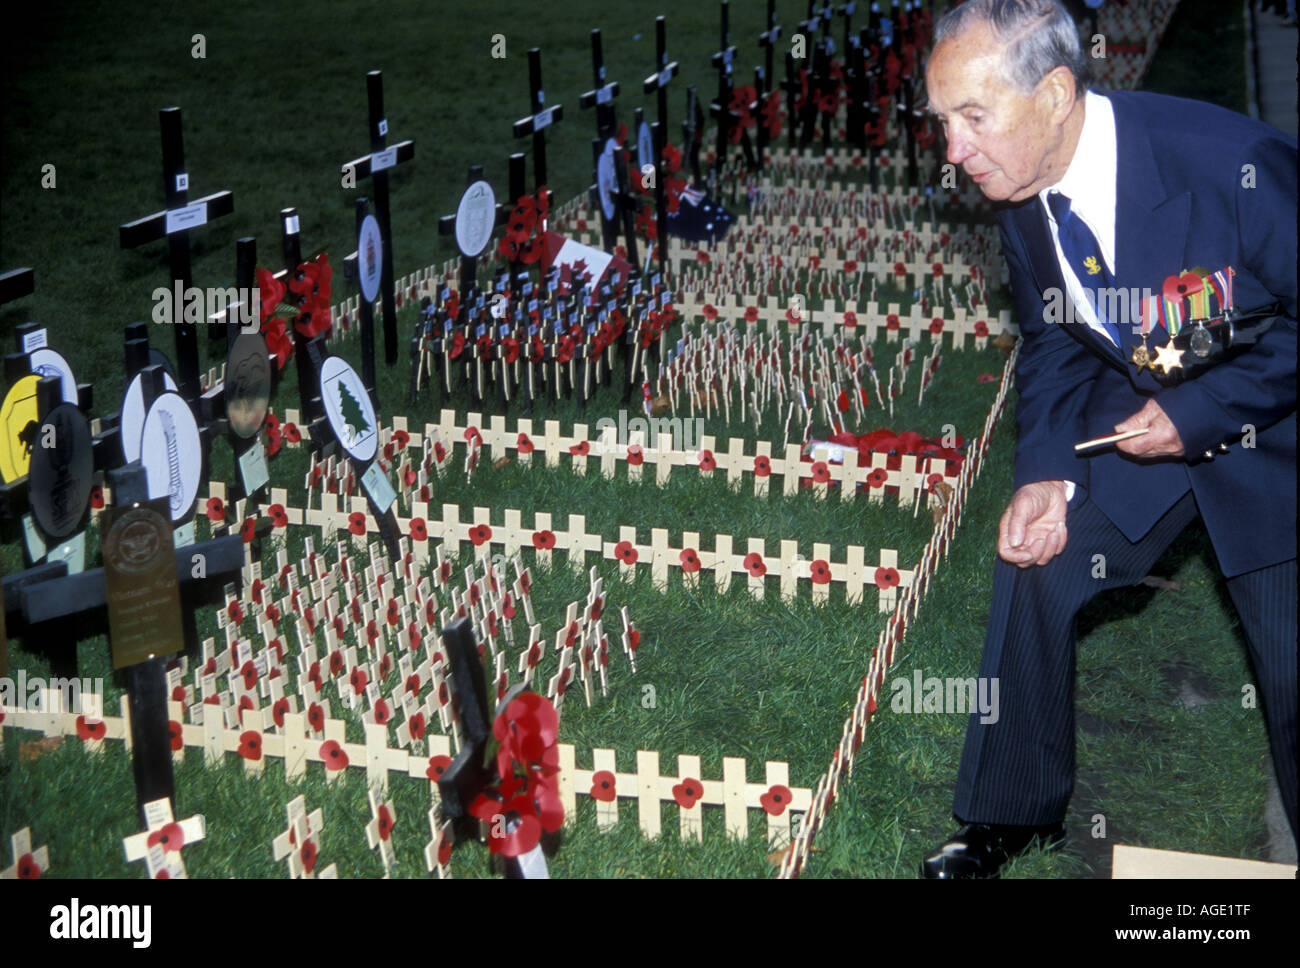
[945,129,975,166]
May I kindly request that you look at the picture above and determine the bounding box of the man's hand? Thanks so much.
[998,480,1070,568]
[1114,398,1185,458]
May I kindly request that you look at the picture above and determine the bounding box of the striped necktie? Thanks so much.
[1047,191,1122,347]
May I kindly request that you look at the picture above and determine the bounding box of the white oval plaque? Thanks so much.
[455,180,497,259]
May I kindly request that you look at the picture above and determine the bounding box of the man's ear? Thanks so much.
[1038,65,1079,123]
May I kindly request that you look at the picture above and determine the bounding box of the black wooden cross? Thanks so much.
[838,1,857,52]
[0,267,34,307]
[512,49,565,196]
[119,107,234,406]
[579,28,620,141]
[642,16,679,137]
[755,0,782,162]
[339,71,415,368]
[581,30,640,271]
[708,0,740,184]
[15,450,243,824]
[273,208,328,432]
[682,85,705,184]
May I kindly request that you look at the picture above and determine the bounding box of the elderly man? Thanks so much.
[921,0,1296,878]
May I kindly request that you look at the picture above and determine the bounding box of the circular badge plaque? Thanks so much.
[120,369,179,463]
[455,180,497,259]
[141,391,202,522]
[638,122,655,172]
[225,332,272,439]
[28,348,78,404]
[358,213,384,303]
[320,355,377,463]
[0,374,40,483]
[28,401,93,539]
[597,139,618,221]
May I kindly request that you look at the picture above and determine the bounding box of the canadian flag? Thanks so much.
[541,231,633,293]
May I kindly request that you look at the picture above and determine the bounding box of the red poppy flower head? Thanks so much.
[810,559,831,585]
[743,552,767,578]
[672,777,704,810]
[147,822,185,853]
[874,566,901,590]
[614,540,638,565]
[469,524,493,546]
[169,720,183,751]
[760,784,793,816]
[320,739,348,771]
[753,455,772,477]
[590,770,617,803]
[238,730,263,761]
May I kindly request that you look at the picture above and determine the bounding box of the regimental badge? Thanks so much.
[1083,256,1102,276]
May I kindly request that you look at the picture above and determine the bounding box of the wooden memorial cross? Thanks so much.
[512,48,564,198]
[214,236,272,505]
[0,267,34,308]
[123,797,205,879]
[340,70,416,367]
[581,29,640,272]
[707,0,751,183]
[438,165,507,304]
[118,107,234,405]
[642,17,678,268]
[435,617,547,878]
[682,84,705,185]
[273,208,331,435]
[17,463,243,824]
[755,0,783,162]
[1,827,49,879]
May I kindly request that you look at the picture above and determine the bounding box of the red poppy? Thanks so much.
[785,306,802,325]
[297,839,317,875]
[626,444,644,466]
[387,598,401,626]
[672,778,704,809]
[271,697,290,729]
[308,702,324,733]
[810,559,832,584]
[811,461,831,484]
[753,455,772,477]
[843,310,858,327]
[169,720,183,751]
[283,422,301,444]
[702,303,718,321]
[695,250,710,264]
[929,317,944,335]
[627,628,640,651]
[427,754,452,781]
[237,730,262,761]
[568,439,592,459]
[744,305,759,323]
[14,852,40,878]
[348,512,366,536]
[867,468,889,488]
[517,433,535,454]
[240,517,257,543]
[874,566,900,589]
[89,484,104,510]
[894,261,907,278]
[147,822,185,853]
[589,597,603,622]
[320,739,349,771]
[614,541,638,564]
[978,373,998,384]
[374,803,396,841]
[974,319,989,337]
[76,716,106,741]
[743,552,767,577]
[469,523,493,546]
[760,784,793,816]
[350,667,369,695]
[206,497,225,522]
[240,660,258,691]
[886,313,900,331]
[590,770,617,802]
[927,472,946,492]
[239,695,255,714]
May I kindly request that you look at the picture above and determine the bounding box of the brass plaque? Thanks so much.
[102,501,184,669]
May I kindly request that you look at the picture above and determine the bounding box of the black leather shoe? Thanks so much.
[921,822,1066,879]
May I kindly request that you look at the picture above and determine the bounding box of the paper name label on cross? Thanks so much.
[596,87,614,105]
[20,329,47,354]
[533,107,555,131]
[284,214,300,235]
[360,462,396,516]
[371,147,399,172]
[654,69,674,88]
[164,201,208,235]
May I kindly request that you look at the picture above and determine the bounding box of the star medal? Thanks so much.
[1152,339,1185,375]
[1131,338,1152,370]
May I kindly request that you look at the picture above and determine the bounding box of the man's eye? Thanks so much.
[967,114,984,126]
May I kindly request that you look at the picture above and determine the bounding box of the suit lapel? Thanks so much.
[1010,199,1128,371]
[1107,91,1192,391]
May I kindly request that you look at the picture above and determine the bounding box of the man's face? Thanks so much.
[925,24,1068,203]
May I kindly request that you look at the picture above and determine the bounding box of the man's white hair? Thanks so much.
[933,0,1091,94]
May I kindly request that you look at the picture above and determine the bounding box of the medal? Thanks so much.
[1131,339,1152,370]
[1152,340,1185,374]
[1189,322,1213,359]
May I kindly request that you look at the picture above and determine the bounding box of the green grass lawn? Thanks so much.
[2,0,1283,879]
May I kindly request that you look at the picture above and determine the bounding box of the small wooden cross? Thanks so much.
[1,827,49,879]
[365,787,398,876]
[123,797,205,879]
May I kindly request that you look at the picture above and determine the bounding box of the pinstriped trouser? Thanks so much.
[953,490,1298,841]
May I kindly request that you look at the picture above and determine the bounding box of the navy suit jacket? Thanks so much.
[997,88,1297,577]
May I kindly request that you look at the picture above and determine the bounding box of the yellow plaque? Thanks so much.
[0,374,40,483]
